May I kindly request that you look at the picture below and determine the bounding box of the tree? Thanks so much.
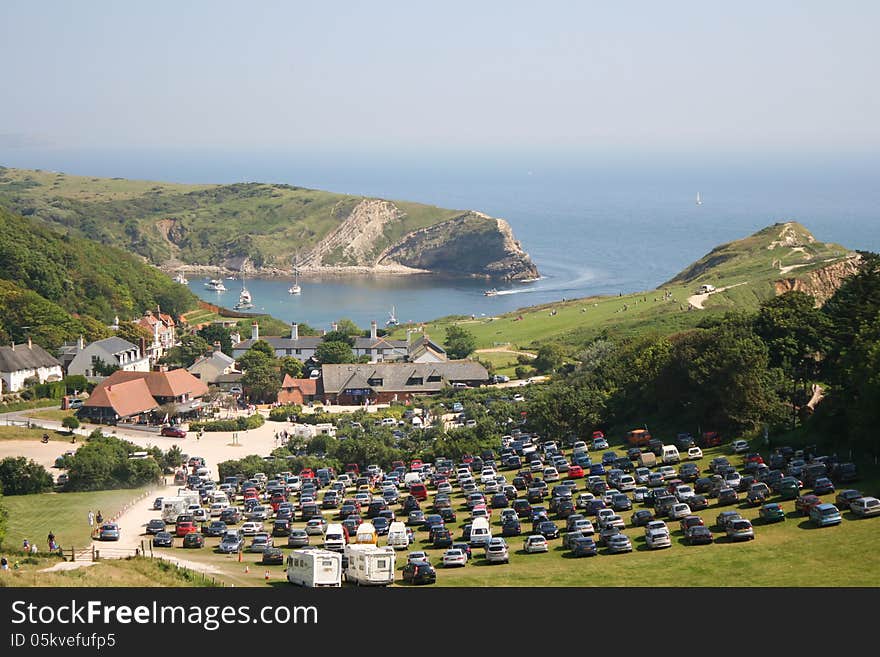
[249,339,276,359]
[0,457,54,495]
[316,340,356,364]
[163,334,210,367]
[241,363,281,403]
[322,330,355,346]
[334,318,361,337]
[162,444,184,471]
[115,320,152,346]
[61,416,80,432]
[444,325,477,359]
[237,348,272,372]
[197,324,233,356]
[278,356,304,380]
[533,344,565,373]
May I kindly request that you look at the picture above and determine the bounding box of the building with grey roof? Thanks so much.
[65,336,151,382]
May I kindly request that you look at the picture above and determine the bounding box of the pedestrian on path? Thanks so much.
[96,510,103,525]
[47,531,56,551]
[88,510,95,528]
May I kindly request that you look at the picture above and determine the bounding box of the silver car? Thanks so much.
[850,496,880,517]
[726,519,755,541]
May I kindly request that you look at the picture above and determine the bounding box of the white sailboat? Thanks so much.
[174,271,189,285]
[234,275,254,310]
[386,306,399,328]
[288,255,302,295]
[696,192,702,206]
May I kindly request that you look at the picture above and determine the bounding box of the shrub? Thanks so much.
[189,414,265,433]
[268,405,302,422]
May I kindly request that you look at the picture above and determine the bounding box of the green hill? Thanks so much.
[0,166,538,280]
[0,206,199,349]
[394,222,861,358]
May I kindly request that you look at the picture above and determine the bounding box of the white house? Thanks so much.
[65,336,151,382]
[0,339,64,393]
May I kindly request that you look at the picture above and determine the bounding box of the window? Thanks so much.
[367,378,383,386]
[427,375,441,382]
[295,349,301,355]
[406,377,423,386]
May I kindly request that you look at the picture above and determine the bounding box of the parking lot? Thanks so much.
[127,429,880,587]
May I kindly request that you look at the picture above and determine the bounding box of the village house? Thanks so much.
[62,336,151,382]
[318,360,489,405]
[232,322,444,364]
[187,344,238,384]
[277,375,319,405]
[135,309,177,363]
[0,339,64,393]
[77,367,209,424]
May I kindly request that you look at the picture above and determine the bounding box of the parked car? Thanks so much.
[631,509,655,527]
[809,503,842,527]
[606,534,633,553]
[570,536,598,557]
[716,488,739,506]
[850,496,880,518]
[442,548,468,567]
[402,560,436,585]
[758,503,786,523]
[202,520,228,537]
[485,537,510,564]
[726,519,755,541]
[645,527,672,549]
[146,519,166,535]
[260,547,284,565]
[835,489,865,510]
[248,533,273,552]
[218,531,244,553]
[160,425,186,438]
[731,439,749,454]
[536,521,560,540]
[523,534,549,553]
[812,477,835,495]
[182,532,205,548]
[685,525,714,545]
[152,531,174,548]
[679,515,704,534]
[715,511,742,531]
[795,494,823,516]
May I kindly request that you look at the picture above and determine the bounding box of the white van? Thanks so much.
[286,549,342,587]
[344,544,396,586]
[661,445,681,464]
[469,517,492,548]
[402,472,422,488]
[386,521,409,550]
[161,497,188,523]
[324,523,347,552]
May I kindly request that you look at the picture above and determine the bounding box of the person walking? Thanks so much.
[47,531,56,551]
[88,510,95,529]
[96,510,103,525]
[1,556,8,570]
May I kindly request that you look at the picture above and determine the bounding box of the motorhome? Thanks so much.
[286,549,342,587]
[161,497,189,523]
[386,521,409,550]
[344,544,396,586]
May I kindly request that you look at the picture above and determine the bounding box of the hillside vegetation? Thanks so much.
[0,206,198,349]
[0,166,538,280]
[396,222,859,352]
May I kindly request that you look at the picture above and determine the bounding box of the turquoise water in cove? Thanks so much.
[4,148,880,329]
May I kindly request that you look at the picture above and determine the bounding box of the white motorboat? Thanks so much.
[484,288,498,296]
[174,272,189,285]
[205,278,227,292]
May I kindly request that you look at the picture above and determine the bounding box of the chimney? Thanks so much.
[139,337,147,359]
[291,323,299,340]
[28,337,32,349]
[331,322,338,333]
[251,322,259,341]
[370,321,377,340]
[78,335,85,351]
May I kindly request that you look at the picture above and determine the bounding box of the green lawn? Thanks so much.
[2,486,154,551]
[0,425,71,442]
[0,554,216,587]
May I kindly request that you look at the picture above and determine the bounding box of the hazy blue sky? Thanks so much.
[2,1,878,154]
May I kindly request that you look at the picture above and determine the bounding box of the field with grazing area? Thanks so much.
[0,554,215,587]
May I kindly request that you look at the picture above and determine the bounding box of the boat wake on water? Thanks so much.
[489,266,601,297]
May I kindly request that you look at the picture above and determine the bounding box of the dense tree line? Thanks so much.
[60,431,163,491]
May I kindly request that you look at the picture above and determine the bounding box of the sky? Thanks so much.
[1,1,879,156]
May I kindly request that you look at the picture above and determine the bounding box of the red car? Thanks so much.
[160,426,186,438]
[175,519,197,537]
[568,465,585,479]
[409,483,428,501]
[795,494,822,516]
[300,468,315,480]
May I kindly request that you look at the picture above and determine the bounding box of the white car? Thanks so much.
[596,508,616,525]
[442,548,467,567]
[569,518,595,535]
[241,521,263,536]
[209,503,225,517]
[645,527,672,549]
[407,551,428,565]
[480,468,497,484]
[576,492,595,509]
[644,520,668,535]
[668,503,692,520]
[572,441,588,453]
[192,508,210,523]
[731,439,750,454]
[543,467,560,482]
[851,496,880,517]
[523,535,549,553]
[687,447,703,460]
[674,485,695,502]
[437,482,453,495]
[659,465,678,480]
[599,514,625,530]
[618,475,636,492]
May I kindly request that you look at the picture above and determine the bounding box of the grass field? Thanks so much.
[0,554,215,587]
[0,425,72,442]
[2,486,154,551]
[24,408,74,422]
[131,440,880,587]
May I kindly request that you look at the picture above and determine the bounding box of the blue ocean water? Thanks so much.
[3,148,879,329]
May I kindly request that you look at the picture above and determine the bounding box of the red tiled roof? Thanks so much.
[281,375,317,395]
[102,369,209,399]
[84,378,158,417]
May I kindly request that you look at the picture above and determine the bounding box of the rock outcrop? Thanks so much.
[774,254,863,306]
[378,212,540,281]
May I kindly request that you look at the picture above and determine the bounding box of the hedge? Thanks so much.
[189,414,265,433]
[268,405,302,422]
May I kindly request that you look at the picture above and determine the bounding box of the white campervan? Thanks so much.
[161,497,189,523]
[344,544,396,586]
[386,521,409,550]
[324,523,348,552]
[469,517,492,548]
[286,549,342,587]
[662,445,681,464]
[355,522,377,545]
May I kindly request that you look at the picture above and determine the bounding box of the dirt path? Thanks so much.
[475,347,537,358]
[687,281,748,309]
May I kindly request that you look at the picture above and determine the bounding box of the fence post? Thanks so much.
[70,546,75,562]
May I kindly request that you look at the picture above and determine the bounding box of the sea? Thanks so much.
[4,148,880,329]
